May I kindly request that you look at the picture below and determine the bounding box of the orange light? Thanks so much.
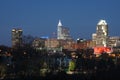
[94,47,112,54]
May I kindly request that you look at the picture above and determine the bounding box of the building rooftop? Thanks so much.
[97,19,107,25]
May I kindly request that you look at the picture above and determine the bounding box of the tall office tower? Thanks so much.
[57,20,62,39]
[95,20,109,47]
[12,28,23,48]
[57,20,71,40]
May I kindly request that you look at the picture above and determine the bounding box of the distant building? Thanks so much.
[12,28,23,48]
[92,20,109,47]
[45,38,61,52]
[108,36,120,47]
[57,20,72,40]
[59,39,75,50]
[92,33,97,41]
[32,38,46,50]
[45,38,75,52]
[45,38,59,48]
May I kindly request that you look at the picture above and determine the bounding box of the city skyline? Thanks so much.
[0,0,120,46]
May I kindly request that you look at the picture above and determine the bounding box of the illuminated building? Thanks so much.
[12,28,23,48]
[45,38,59,49]
[92,33,97,42]
[57,20,72,40]
[57,20,62,39]
[93,20,109,47]
[108,36,120,47]
[32,38,46,50]
[59,39,75,50]
[45,38,75,51]
[75,39,94,49]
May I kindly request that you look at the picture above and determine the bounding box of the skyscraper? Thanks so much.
[57,20,62,39]
[12,28,23,48]
[57,20,72,40]
[93,20,109,47]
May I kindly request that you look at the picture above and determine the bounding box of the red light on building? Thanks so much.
[104,47,112,53]
[94,47,104,54]
[94,47,112,54]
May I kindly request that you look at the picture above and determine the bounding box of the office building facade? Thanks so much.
[93,20,109,47]
[12,28,23,48]
[57,20,72,40]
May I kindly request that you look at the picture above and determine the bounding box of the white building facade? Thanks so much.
[93,20,109,47]
[57,20,72,40]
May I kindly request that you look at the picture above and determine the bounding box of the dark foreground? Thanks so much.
[3,67,120,80]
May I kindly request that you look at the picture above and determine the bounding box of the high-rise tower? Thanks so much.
[57,20,72,40]
[95,20,109,47]
[57,20,62,39]
[12,28,23,48]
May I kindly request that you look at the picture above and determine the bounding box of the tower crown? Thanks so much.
[58,20,62,26]
[97,20,107,25]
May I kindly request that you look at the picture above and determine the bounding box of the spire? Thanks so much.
[58,20,62,26]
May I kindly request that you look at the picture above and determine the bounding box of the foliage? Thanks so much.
[0,64,7,79]
[68,60,76,71]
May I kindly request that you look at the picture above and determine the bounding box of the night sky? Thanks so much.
[0,0,120,46]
